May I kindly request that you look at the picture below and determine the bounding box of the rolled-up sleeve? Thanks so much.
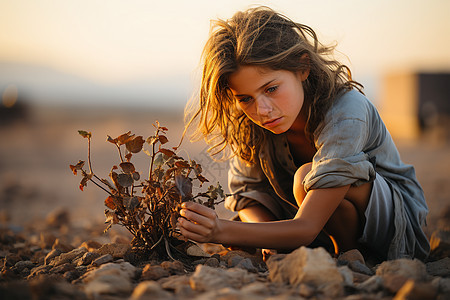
[303,115,376,191]
[225,155,288,217]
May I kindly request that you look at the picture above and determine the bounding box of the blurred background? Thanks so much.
[1,0,449,237]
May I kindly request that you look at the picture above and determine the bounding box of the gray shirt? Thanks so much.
[225,89,430,260]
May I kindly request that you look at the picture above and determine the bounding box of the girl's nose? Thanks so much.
[255,96,272,116]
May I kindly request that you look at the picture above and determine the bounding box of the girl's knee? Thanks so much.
[293,162,312,205]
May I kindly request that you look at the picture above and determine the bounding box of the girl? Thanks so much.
[179,6,430,261]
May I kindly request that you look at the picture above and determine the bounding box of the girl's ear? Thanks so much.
[298,53,310,82]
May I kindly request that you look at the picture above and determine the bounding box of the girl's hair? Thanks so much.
[184,6,362,164]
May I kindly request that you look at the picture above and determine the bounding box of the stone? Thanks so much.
[394,279,438,300]
[356,275,383,293]
[95,243,130,259]
[141,264,170,281]
[235,258,258,273]
[228,255,244,267]
[338,266,354,286]
[221,249,264,267]
[83,262,137,296]
[51,262,75,274]
[204,257,219,268]
[190,265,257,292]
[338,249,365,265]
[160,260,185,275]
[426,257,450,277]
[50,247,87,267]
[375,258,428,281]
[13,260,35,272]
[79,240,102,252]
[159,274,192,295]
[130,281,175,300]
[27,265,52,279]
[432,277,450,295]
[78,251,100,266]
[92,254,113,267]
[44,249,62,265]
[349,260,375,276]
[267,246,344,297]
[52,238,74,253]
[186,243,211,257]
[383,273,409,294]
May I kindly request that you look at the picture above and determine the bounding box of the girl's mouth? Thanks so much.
[263,117,282,128]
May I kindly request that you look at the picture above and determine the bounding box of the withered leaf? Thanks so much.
[132,172,140,181]
[126,136,145,153]
[158,135,169,144]
[159,148,176,157]
[105,196,116,210]
[191,161,202,175]
[153,153,165,168]
[117,173,133,187]
[117,131,135,145]
[107,135,117,144]
[69,160,85,175]
[78,130,92,139]
[125,153,132,161]
[174,175,193,200]
[79,173,93,191]
[175,160,190,169]
[119,162,135,174]
[123,196,139,211]
[146,135,158,145]
[196,174,209,185]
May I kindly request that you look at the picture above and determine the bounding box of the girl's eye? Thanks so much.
[266,86,278,93]
[238,97,253,103]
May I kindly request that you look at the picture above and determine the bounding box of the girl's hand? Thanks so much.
[177,201,222,243]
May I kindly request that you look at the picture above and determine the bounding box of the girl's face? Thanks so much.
[228,65,309,134]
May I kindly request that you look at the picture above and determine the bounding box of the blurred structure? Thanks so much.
[380,72,450,142]
[0,84,28,125]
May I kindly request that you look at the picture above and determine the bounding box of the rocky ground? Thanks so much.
[0,207,450,300]
[1,105,450,299]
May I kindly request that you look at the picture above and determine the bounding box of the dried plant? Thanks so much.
[70,121,225,259]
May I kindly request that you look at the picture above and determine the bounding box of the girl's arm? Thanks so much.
[178,184,350,250]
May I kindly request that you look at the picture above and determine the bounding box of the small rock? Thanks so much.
[267,246,344,297]
[96,243,130,259]
[240,281,270,295]
[83,262,137,296]
[338,266,354,286]
[349,260,375,276]
[78,251,100,266]
[160,260,185,275]
[190,264,256,292]
[50,247,87,267]
[141,264,169,281]
[204,257,219,268]
[186,243,211,257]
[394,279,438,300]
[130,281,175,300]
[63,270,81,282]
[51,262,75,274]
[44,249,62,265]
[28,264,52,279]
[4,253,22,267]
[376,258,428,281]
[52,238,74,253]
[426,257,450,277]
[338,249,365,264]
[383,273,409,294]
[235,258,258,273]
[159,274,192,294]
[79,240,102,252]
[228,255,244,268]
[432,277,450,295]
[356,275,383,293]
[13,260,35,272]
[92,254,113,267]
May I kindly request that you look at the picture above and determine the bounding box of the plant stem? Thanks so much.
[115,144,124,163]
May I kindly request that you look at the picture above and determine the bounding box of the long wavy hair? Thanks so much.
[184,6,362,164]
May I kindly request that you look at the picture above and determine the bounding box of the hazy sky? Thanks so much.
[1,0,450,107]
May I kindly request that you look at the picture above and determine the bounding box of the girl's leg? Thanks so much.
[293,163,372,252]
